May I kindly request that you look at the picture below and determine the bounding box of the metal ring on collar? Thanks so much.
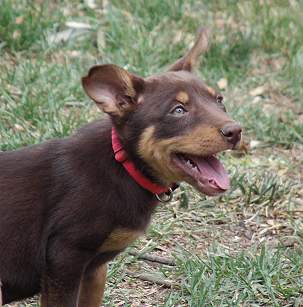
[155,188,173,203]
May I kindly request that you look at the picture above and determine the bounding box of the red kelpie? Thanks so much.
[0,28,241,306]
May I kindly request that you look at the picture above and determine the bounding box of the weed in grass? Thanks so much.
[227,171,294,206]
[173,244,303,307]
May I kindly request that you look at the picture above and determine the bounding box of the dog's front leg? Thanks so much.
[41,275,80,307]
[78,264,107,307]
[40,241,90,307]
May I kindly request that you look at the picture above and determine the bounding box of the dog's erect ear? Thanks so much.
[169,27,210,72]
[82,64,144,118]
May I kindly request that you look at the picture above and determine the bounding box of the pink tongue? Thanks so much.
[191,155,230,190]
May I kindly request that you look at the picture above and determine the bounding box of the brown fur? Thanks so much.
[169,27,210,71]
[0,27,241,306]
[78,265,107,307]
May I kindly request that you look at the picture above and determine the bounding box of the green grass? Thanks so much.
[1,0,302,306]
[0,0,64,52]
[168,244,303,306]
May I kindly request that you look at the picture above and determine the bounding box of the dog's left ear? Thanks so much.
[169,27,210,72]
[82,64,144,119]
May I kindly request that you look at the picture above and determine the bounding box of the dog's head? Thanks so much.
[82,28,241,196]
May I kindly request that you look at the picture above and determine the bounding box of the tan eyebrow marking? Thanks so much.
[206,86,216,97]
[176,91,189,104]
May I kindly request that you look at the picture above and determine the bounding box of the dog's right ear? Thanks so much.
[169,27,210,72]
[82,64,144,119]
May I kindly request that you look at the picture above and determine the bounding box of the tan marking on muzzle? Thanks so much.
[138,125,231,184]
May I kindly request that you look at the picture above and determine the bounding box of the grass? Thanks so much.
[166,244,303,306]
[0,0,302,306]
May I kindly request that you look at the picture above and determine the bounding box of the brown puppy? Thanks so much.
[0,28,241,306]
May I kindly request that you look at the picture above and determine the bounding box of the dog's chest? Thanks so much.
[98,228,143,253]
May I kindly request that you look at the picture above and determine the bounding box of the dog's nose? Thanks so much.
[220,123,242,147]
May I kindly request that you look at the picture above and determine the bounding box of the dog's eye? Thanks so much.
[171,105,187,116]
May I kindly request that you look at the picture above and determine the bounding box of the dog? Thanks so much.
[0,27,241,306]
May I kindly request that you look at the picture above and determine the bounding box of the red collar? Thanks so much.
[111,128,171,195]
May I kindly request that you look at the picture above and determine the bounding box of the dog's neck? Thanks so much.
[111,127,172,196]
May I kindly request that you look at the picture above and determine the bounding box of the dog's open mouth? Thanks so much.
[173,153,230,196]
